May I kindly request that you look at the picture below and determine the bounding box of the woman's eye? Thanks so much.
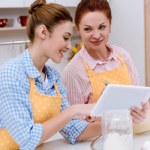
[99,25,106,30]
[84,28,92,32]
[64,37,69,41]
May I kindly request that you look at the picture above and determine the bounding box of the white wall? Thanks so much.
[109,0,145,85]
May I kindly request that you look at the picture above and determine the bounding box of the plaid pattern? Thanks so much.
[0,49,88,149]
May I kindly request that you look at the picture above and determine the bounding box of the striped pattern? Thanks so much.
[62,44,139,105]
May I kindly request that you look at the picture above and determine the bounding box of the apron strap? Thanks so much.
[84,53,125,77]
[29,78,37,91]
[29,78,61,97]
[54,83,61,96]
[84,61,95,77]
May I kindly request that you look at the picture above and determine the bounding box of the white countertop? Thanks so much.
[36,131,150,150]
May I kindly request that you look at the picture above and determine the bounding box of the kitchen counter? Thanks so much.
[36,131,150,150]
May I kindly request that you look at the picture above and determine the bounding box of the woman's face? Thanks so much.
[44,21,73,63]
[78,11,111,52]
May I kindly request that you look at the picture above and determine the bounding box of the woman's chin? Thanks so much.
[53,58,62,64]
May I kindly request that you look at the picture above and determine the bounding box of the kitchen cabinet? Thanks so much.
[55,0,80,7]
[0,0,81,8]
[0,0,23,8]
[22,0,55,7]
[47,0,55,3]
[24,0,80,7]
[23,0,34,7]
[0,0,55,8]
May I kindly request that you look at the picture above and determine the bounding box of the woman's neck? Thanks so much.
[85,45,110,61]
[28,44,48,75]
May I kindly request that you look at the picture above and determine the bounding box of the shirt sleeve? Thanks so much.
[62,67,86,105]
[0,66,43,150]
[56,76,88,144]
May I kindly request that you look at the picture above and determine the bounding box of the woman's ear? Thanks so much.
[75,26,80,36]
[38,24,48,40]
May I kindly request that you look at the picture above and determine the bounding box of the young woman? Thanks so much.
[62,0,149,130]
[0,0,101,149]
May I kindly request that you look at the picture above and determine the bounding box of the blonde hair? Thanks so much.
[27,0,72,42]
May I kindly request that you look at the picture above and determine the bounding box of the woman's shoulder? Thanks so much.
[109,44,130,54]
[108,44,131,59]
[0,56,24,78]
[63,53,85,76]
[0,56,29,88]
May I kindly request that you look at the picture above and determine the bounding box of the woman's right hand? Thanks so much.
[70,103,95,116]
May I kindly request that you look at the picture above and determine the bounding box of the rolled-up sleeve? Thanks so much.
[0,66,43,150]
[57,77,88,144]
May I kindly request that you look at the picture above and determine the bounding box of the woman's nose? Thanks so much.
[92,30,101,39]
[67,41,72,50]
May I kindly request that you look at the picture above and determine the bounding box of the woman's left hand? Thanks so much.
[86,116,101,122]
[130,101,150,124]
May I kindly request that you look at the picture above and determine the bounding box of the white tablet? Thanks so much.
[90,84,150,116]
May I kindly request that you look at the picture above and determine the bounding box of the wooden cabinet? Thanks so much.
[145,0,150,86]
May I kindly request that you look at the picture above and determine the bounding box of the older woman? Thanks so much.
[62,0,149,132]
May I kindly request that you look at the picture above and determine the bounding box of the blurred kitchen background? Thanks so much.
[0,0,150,86]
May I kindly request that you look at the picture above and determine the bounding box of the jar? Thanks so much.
[102,109,133,150]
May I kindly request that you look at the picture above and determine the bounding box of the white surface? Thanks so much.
[0,0,23,8]
[55,0,80,7]
[36,131,150,150]
[90,84,150,116]
[109,0,145,85]
[142,140,150,150]
[0,0,80,8]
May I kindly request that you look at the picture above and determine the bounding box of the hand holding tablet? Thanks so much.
[90,84,150,116]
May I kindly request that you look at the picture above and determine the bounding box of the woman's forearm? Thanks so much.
[39,106,76,144]
[76,120,102,142]
[39,103,95,145]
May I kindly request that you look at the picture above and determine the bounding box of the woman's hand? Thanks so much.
[85,92,93,104]
[130,101,149,124]
[71,103,95,116]
[86,116,101,122]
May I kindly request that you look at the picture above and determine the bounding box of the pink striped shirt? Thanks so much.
[62,44,139,105]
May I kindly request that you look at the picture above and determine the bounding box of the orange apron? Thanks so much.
[0,78,62,150]
[85,54,150,133]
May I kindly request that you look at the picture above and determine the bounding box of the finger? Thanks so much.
[85,92,93,104]
[132,116,142,124]
[131,107,146,118]
[130,110,143,123]
[130,108,145,121]
[141,102,149,112]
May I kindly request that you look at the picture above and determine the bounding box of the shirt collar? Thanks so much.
[21,49,41,78]
[82,44,119,70]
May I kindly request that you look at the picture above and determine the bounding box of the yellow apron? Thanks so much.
[0,78,62,150]
[84,55,132,103]
[85,54,150,133]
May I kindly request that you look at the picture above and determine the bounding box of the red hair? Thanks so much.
[75,0,112,28]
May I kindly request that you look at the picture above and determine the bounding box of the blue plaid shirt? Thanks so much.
[0,49,88,150]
